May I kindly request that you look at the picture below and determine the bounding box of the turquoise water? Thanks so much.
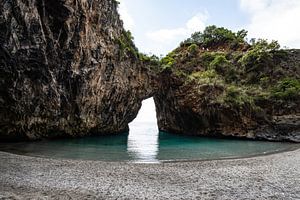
[0,122,298,163]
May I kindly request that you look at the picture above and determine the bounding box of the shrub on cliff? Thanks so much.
[239,39,281,84]
[117,30,139,59]
[209,55,231,73]
[161,52,176,70]
[222,85,256,108]
[239,39,280,70]
[271,78,300,100]
[187,44,199,54]
[182,25,247,49]
[188,70,220,85]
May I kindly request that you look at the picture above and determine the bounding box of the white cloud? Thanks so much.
[240,0,270,13]
[145,12,208,54]
[118,1,135,30]
[240,0,300,48]
[186,13,208,32]
[146,28,187,44]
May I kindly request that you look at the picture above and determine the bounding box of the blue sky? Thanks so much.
[119,0,300,56]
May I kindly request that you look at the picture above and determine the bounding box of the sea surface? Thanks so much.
[0,99,298,163]
[0,121,298,163]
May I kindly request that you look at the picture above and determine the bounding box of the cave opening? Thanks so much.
[128,97,159,163]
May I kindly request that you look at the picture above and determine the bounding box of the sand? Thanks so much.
[0,149,299,200]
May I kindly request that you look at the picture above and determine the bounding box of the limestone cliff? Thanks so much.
[1,2,299,143]
[155,26,300,142]
[0,0,156,140]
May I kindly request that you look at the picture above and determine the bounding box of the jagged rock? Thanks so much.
[154,29,300,142]
[0,0,156,140]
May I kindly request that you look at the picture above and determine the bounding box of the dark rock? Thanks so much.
[0,0,156,141]
[155,43,300,142]
[1,2,299,143]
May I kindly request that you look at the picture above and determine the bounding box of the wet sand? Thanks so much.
[0,149,299,199]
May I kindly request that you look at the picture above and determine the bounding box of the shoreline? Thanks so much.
[1,149,300,199]
[0,142,298,165]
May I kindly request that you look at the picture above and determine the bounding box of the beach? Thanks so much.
[0,149,299,199]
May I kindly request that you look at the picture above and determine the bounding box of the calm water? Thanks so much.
[0,121,298,163]
[0,99,298,163]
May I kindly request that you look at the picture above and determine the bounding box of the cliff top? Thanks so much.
[158,25,300,113]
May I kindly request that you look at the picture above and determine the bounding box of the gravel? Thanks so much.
[0,149,299,200]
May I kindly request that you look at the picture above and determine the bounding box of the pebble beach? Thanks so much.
[0,148,299,200]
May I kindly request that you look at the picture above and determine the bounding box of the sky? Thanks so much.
[119,0,300,56]
[121,0,300,123]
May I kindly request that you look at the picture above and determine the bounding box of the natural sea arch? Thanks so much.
[128,97,159,163]
[0,97,296,163]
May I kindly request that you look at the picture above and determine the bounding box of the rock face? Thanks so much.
[154,27,300,142]
[155,81,300,142]
[0,0,156,140]
[1,3,299,143]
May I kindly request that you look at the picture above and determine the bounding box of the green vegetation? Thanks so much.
[200,52,225,67]
[157,25,299,112]
[239,39,280,71]
[118,24,297,112]
[138,53,159,64]
[207,55,239,83]
[189,69,218,81]
[182,25,247,49]
[238,39,282,84]
[187,44,199,54]
[209,55,231,73]
[160,52,176,70]
[117,30,161,71]
[223,85,254,107]
[271,78,300,100]
[117,30,139,59]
